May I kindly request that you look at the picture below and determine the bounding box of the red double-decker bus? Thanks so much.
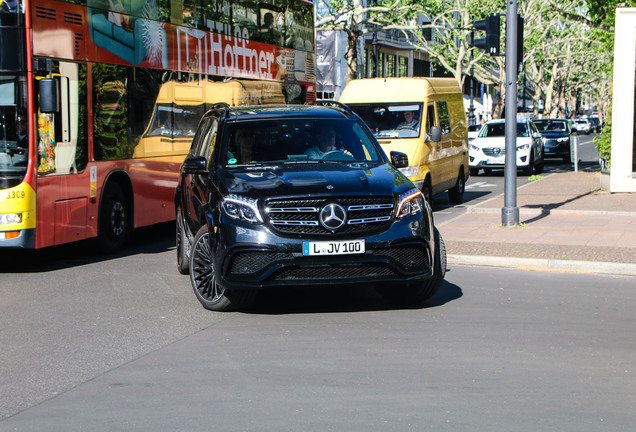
[0,0,316,251]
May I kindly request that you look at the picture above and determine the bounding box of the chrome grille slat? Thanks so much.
[265,196,394,236]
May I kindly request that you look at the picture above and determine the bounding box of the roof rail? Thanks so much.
[212,102,231,119]
[311,100,353,115]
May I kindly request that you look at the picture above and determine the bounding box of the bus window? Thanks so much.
[36,61,88,176]
[93,63,131,161]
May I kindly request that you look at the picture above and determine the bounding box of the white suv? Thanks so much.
[469,119,544,176]
[573,118,592,134]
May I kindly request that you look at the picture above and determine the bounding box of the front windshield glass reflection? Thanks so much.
[223,118,382,166]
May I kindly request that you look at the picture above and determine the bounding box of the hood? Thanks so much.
[217,162,411,200]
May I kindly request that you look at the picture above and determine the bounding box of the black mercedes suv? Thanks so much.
[175,102,446,311]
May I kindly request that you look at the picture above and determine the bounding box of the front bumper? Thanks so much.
[543,139,571,158]
[211,213,434,290]
[469,150,531,169]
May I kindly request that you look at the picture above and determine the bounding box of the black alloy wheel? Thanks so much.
[189,226,255,311]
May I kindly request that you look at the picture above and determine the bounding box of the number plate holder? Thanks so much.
[302,240,366,256]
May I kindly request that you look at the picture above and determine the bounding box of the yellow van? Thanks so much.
[339,77,469,203]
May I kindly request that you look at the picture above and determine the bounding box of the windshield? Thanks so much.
[223,118,384,166]
[345,103,423,139]
[144,103,205,139]
[479,122,530,138]
[534,120,567,132]
[0,73,28,190]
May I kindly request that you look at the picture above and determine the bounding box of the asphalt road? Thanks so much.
[1,227,635,431]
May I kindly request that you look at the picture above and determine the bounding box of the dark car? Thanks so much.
[175,102,446,311]
[532,118,574,163]
[588,117,601,133]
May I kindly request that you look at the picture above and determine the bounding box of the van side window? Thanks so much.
[436,101,451,135]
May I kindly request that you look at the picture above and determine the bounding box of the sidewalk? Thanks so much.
[437,170,636,276]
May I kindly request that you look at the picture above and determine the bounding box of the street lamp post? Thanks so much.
[372,31,378,78]
[468,30,476,125]
[502,0,520,227]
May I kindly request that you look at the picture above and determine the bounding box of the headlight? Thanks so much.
[221,195,263,223]
[516,143,529,151]
[469,144,480,152]
[396,188,425,219]
[398,166,419,178]
[0,213,22,225]
[557,137,569,143]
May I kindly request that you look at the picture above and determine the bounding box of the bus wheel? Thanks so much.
[98,182,129,253]
[176,206,190,275]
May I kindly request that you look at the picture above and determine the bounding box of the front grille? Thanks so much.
[482,147,505,157]
[276,265,396,280]
[226,245,430,283]
[265,197,394,236]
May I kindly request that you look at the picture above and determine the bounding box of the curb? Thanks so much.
[448,254,636,277]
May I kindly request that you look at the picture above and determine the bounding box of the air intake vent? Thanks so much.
[35,6,56,20]
[64,11,83,26]
[74,33,84,56]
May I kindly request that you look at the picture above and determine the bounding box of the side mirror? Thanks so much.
[182,156,209,174]
[429,126,442,143]
[38,78,60,114]
[390,151,409,168]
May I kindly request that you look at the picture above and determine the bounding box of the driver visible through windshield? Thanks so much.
[224,118,382,165]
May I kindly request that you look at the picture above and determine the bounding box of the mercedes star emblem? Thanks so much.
[319,203,346,230]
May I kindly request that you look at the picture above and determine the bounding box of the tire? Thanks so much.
[176,207,190,275]
[535,152,544,174]
[523,153,534,176]
[98,182,129,253]
[421,177,433,205]
[448,169,465,204]
[189,225,255,311]
[376,227,447,304]
[469,167,479,177]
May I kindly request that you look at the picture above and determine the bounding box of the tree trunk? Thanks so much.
[345,31,359,83]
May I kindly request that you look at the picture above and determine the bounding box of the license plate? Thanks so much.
[303,240,365,256]
[486,157,504,164]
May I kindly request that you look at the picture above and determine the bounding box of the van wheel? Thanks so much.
[376,227,446,304]
[469,168,479,176]
[98,182,129,253]
[421,178,433,205]
[448,170,465,204]
[190,226,255,312]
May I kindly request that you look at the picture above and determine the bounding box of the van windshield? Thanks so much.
[346,103,423,139]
